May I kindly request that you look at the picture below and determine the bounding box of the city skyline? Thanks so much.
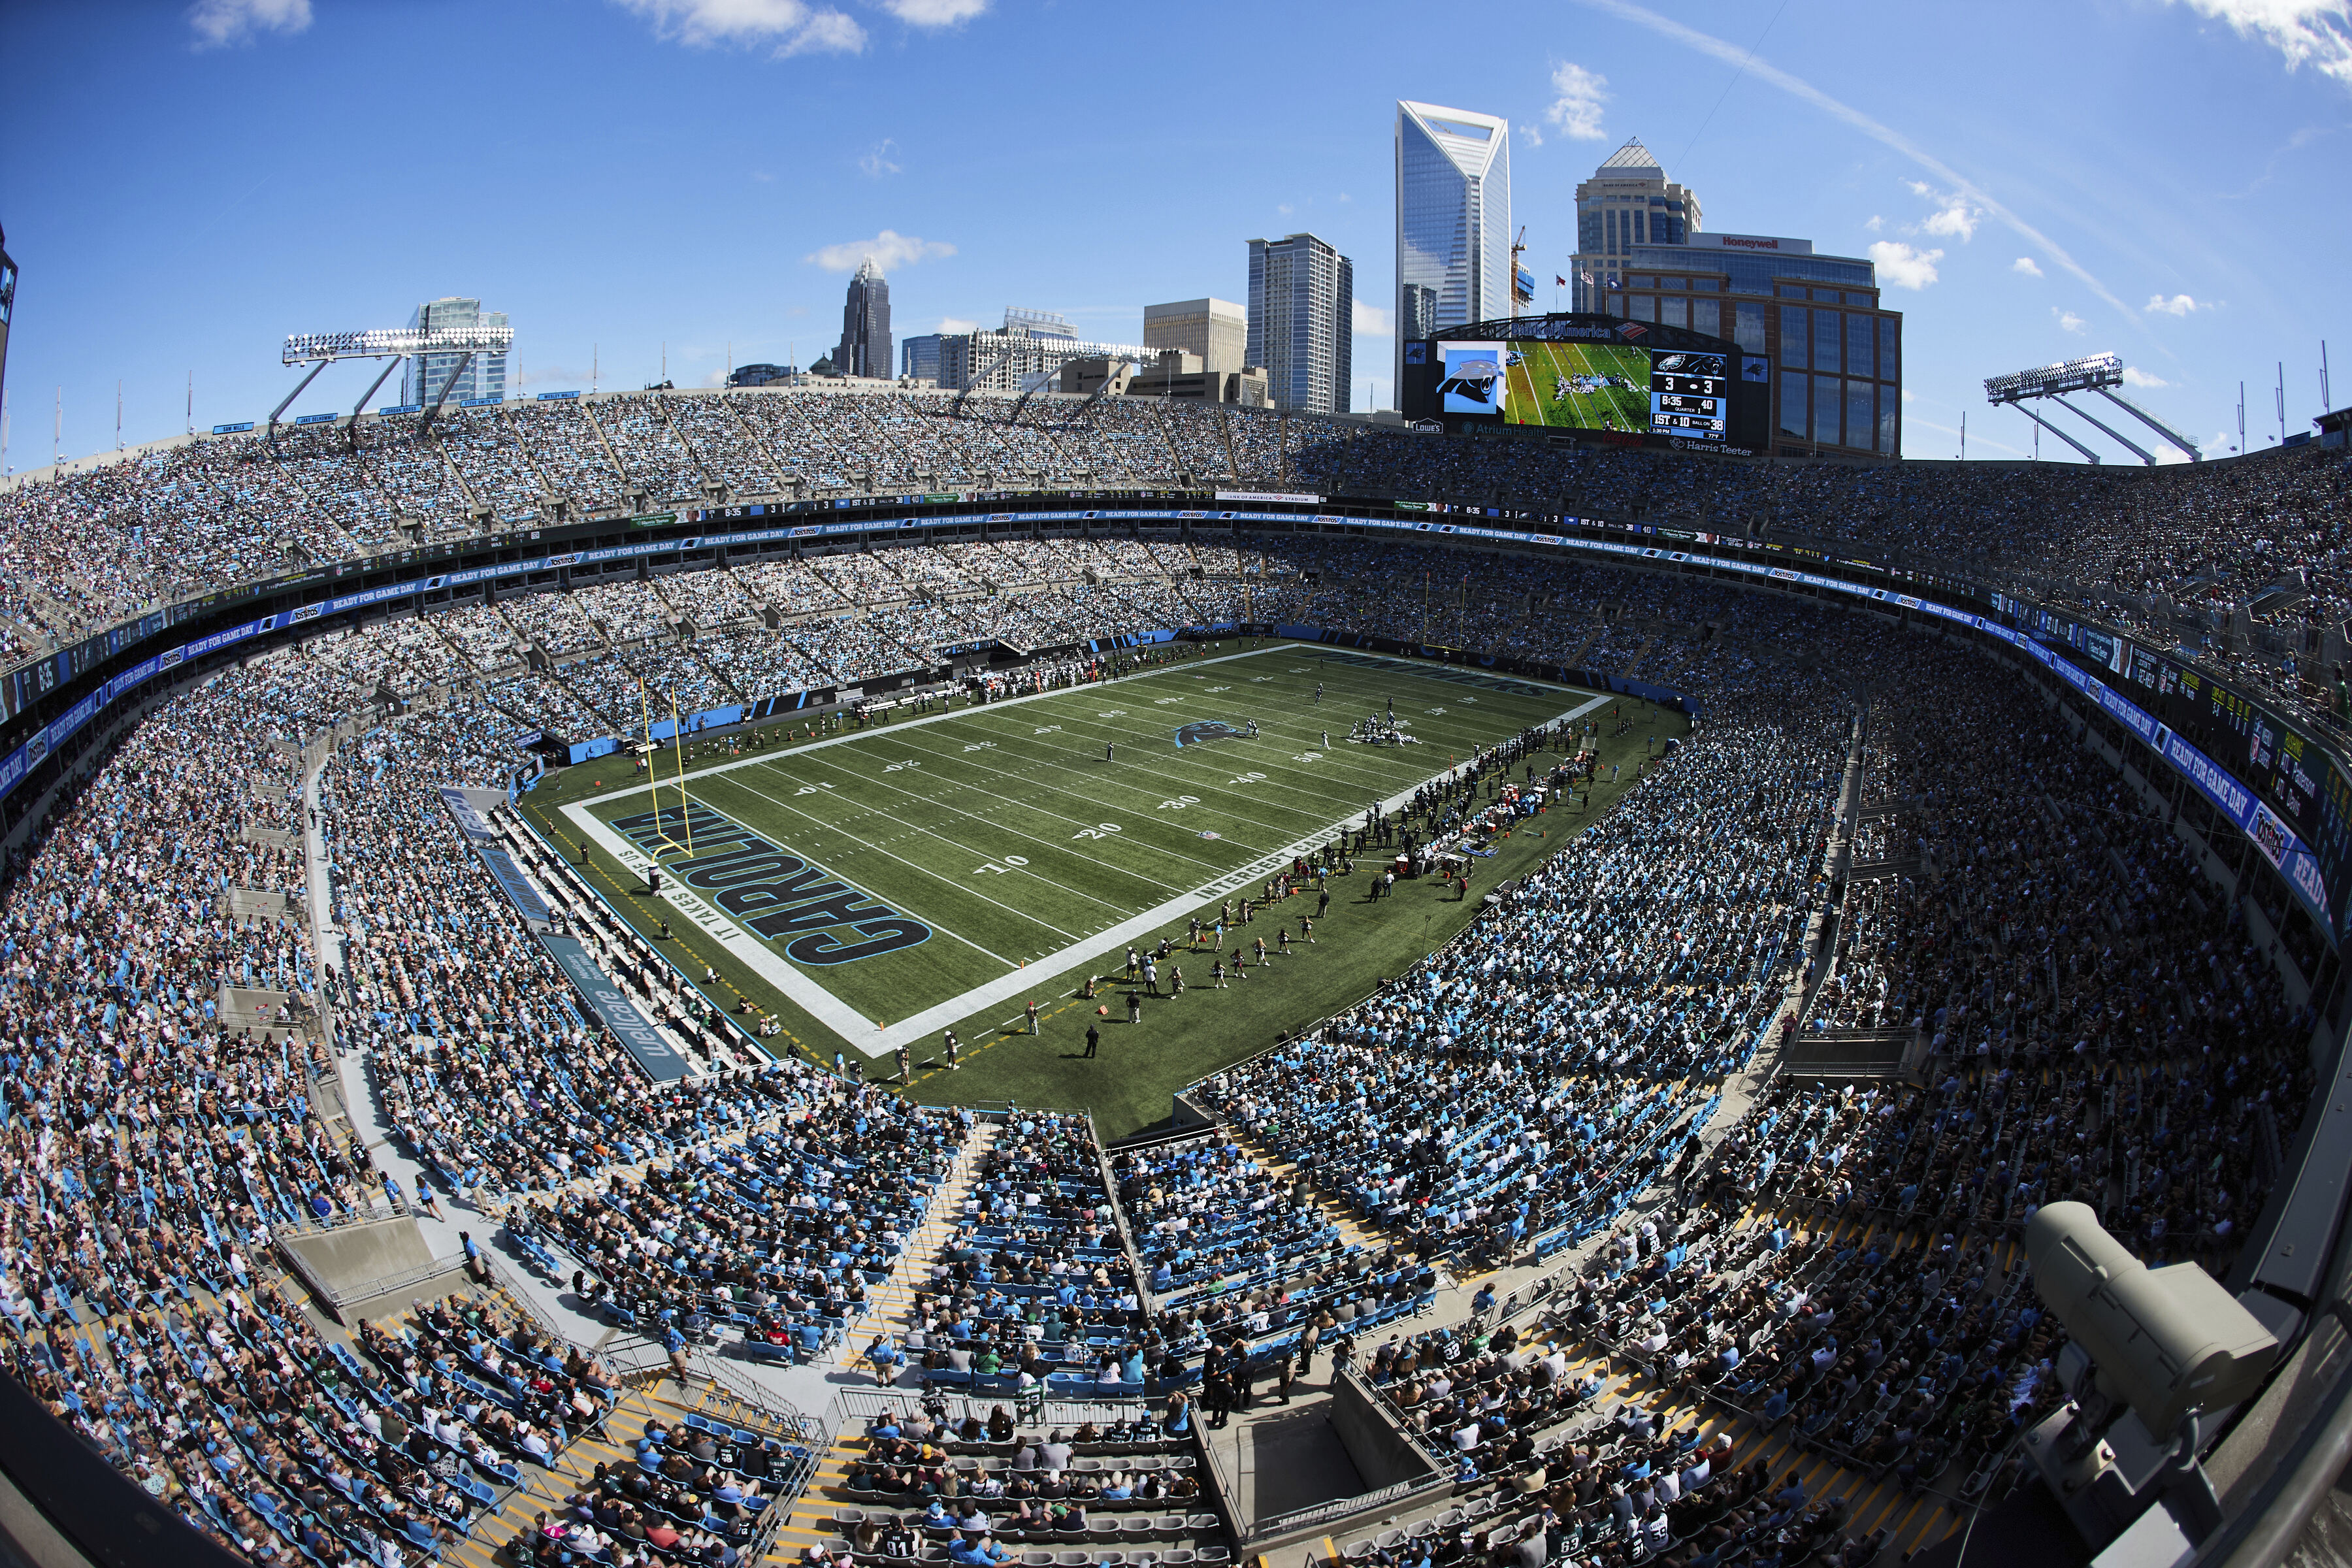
[1,1,2346,462]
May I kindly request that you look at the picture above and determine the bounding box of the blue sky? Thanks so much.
[1,0,2347,463]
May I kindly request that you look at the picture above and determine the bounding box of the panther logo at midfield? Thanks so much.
[1173,721,1243,747]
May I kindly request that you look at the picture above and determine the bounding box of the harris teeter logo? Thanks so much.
[610,804,931,966]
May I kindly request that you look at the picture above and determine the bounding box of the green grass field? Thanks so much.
[1503,340,1653,433]
[520,642,1688,1135]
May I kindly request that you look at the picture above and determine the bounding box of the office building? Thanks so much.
[1002,307,1076,341]
[1610,231,1902,457]
[1143,299,1247,378]
[836,259,892,380]
[936,325,1155,395]
[1566,138,1703,314]
[1395,100,1511,392]
[900,335,942,384]
[1245,236,1352,414]
[400,297,508,406]
[1062,351,1268,408]
[726,363,797,388]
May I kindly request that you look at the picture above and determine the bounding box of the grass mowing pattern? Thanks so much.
[522,642,1688,1135]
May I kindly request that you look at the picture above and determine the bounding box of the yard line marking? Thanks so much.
[596,640,1303,806]
[906,712,1319,845]
[865,691,1613,1054]
[727,746,1196,897]
[805,728,1243,878]
[708,772,1105,936]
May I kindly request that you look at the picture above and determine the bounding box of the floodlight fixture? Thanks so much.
[1984,352,2200,462]
[281,325,514,366]
[1984,352,2125,404]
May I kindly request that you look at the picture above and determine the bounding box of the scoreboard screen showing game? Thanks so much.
[1405,316,1762,451]
[1433,340,1732,441]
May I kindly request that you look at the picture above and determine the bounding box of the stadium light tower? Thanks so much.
[273,321,517,438]
[1983,351,2202,465]
[0,221,17,442]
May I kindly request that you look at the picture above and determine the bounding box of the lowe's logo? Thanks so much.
[611,804,931,966]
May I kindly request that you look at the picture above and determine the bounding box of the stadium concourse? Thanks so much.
[0,398,2338,1568]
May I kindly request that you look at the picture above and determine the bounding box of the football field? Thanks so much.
[1503,340,1653,433]
[543,644,1605,1057]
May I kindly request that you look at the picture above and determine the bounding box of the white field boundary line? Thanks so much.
[558,681,1613,1057]
[588,642,1307,808]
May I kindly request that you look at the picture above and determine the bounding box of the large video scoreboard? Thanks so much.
[1401,312,1767,453]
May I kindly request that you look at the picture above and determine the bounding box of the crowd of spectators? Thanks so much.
[518,1092,960,1359]
[897,1113,1155,1396]
[0,402,2342,1563]
[4,387,2341,674]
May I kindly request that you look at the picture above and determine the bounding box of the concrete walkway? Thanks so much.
[296,747,852,1422]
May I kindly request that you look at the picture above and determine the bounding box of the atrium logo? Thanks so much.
[610,803,931,966]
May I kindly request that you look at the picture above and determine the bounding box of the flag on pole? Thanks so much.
[1554,275,1567,287]
[1579,271,1594,284]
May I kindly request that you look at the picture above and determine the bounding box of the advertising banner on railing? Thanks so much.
[438,787,553,924]
[536,934,691,1083]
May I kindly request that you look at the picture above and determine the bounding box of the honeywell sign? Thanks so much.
[1690,233,1815,255]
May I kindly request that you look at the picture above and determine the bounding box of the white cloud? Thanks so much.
[858,139,901,177]
[2053,307,2086,333]
[1904,180,1984,240]
[1518,123,1545,148]
[2148,292,2206,315]
[2162,1,2352,88]
[610,0,867,56]
[804,230,955,270]
[2123,366,2171,387]
[1868,240,1943,289]
[876,0,989,22]
[1353,300,1395,337]
[2012,256,2043,276]
[1863,215,1884,233]
[1900,389,1916,402]
[936,317,979,335]
[1277,203,1294,216]
[1544,62,1612,140]
[188,0,310,47]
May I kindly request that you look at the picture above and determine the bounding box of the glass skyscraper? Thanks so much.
[837,259,892,381]
[400,297,508,407]
[1394,100,1511,393]
[1247,234,1353,414]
